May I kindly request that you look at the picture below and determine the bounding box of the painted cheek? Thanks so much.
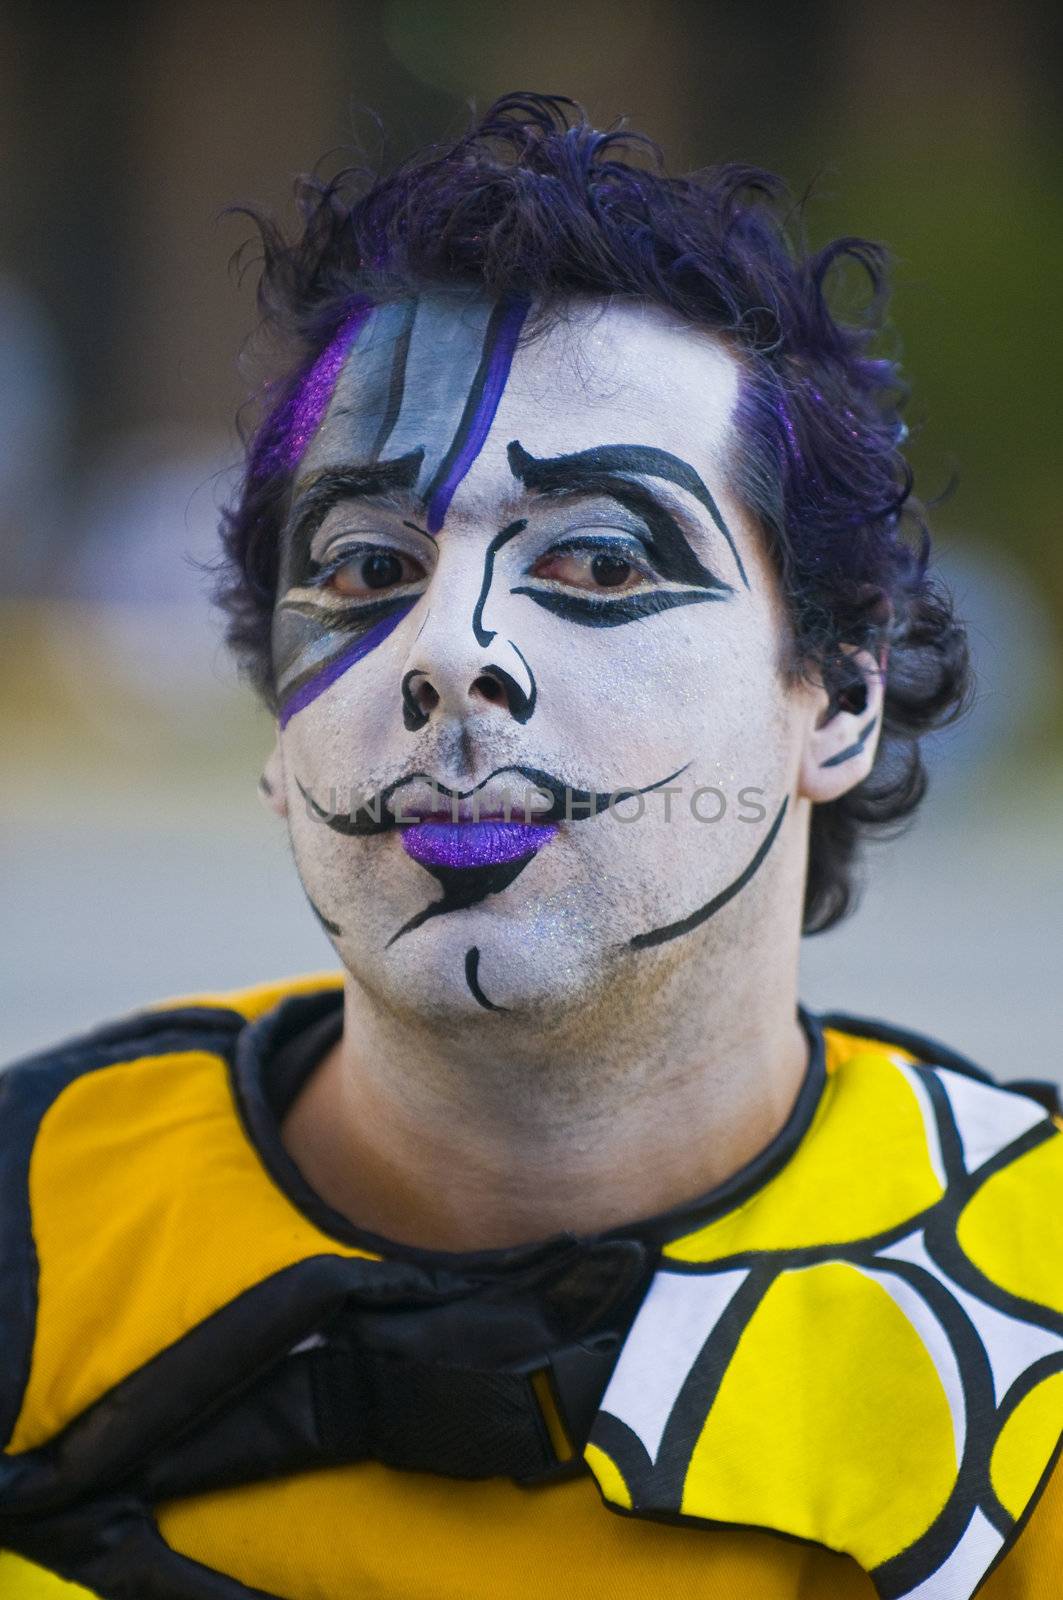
[273,600,417,730]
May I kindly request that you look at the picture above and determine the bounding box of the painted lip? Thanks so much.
[400,819,559,870]
[394,780,555,827]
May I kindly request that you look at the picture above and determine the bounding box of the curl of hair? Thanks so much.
[216,91,971,934]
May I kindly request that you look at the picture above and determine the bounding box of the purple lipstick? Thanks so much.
[400,818,558,870]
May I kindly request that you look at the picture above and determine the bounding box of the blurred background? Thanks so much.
[1,0,1060,1075]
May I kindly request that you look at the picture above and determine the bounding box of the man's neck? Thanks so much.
[279,943,809,1253]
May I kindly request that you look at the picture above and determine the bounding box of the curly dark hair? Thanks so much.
[217,91,971,934]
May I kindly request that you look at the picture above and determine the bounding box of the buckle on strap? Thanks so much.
[311,1332,623,1484]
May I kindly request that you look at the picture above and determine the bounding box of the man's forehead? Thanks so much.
[296,289,740,499]
[299,291,501,489]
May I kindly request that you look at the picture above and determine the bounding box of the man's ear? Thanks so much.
[257,731,288,818]
[798,648,886,804]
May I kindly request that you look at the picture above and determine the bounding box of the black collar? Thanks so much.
[229,988,827,1270]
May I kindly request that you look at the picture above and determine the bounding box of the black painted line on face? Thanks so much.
[465,946,508,1012]
[471,519,528,646]
[629,796,789,950]
[400,653,533,732]
[297,775,390,834]
[387,853,537,947]
[274,451,433,721]
[295,759,692,836]
[423,297,529,535]
[509,585,723,629]
[275,591,414,631]
[820,716,878,769]
[368,298,417,462]
[306,894,343,937]
[312,301,417,470]
[480,662,535,723]
[538,473,729,592]
[383,760,695,947]
[371,295,500,494]
[507,641,537,721]
[275,599,417,716]
[508,440,749,591]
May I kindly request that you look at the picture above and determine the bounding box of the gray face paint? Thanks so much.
[307,298,419,469]
[273,292,530,726]
[297,291,519,505]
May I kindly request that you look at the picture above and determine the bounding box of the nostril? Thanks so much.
[401,670,438,732]
[474,673,504,704]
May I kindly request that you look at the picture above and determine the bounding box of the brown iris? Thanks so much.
[329,550,426,597]
[531,548,643,591]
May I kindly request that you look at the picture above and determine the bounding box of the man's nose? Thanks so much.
[398,569,535,730]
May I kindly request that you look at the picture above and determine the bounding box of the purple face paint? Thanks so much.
[425,296,529,534]
[255,298,375,481]
[400,819,558,870]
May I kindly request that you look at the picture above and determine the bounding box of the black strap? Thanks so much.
[127,1335,621,1503]
[114,1240,647,1503]
[317,1343,558,1479]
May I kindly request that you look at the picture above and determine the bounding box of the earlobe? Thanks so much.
[799,649,886,804]
[258,733,288,819]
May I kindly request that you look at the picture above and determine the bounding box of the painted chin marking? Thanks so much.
[400,819,558,870]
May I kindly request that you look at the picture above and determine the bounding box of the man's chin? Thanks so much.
[332,916,605,1025]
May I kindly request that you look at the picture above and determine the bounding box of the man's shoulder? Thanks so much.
[0,970,352,1462]
[0,970,344,1152]
[803,1007,1063,1268]
[1,970,344,1086]
[819,1006,1062,1127]
[589,1009,1063,1600]
[0,967,346,1242]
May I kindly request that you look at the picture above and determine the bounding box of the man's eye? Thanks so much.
[326,549,426,597]
[529,546,650,592]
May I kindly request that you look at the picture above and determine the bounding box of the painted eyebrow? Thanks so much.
[507,441,749,590]
[285,449,427,559]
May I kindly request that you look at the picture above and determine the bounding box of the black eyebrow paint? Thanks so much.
[508,440,749,590]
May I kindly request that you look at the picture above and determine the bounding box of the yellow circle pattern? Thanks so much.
[681,1263,957,1569]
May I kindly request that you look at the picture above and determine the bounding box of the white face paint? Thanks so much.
[271,292,810,1022]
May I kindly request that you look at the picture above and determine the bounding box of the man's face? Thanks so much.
[270,292,810,1023]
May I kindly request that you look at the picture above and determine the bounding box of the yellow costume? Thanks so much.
[1,975,1060,1598]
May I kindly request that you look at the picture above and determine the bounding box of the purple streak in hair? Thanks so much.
[425,297,529,534]
[278,602,413,727]
[255,298,374,481]
[776,394,802,470]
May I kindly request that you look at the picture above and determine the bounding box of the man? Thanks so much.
[1,93,1060,1600]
